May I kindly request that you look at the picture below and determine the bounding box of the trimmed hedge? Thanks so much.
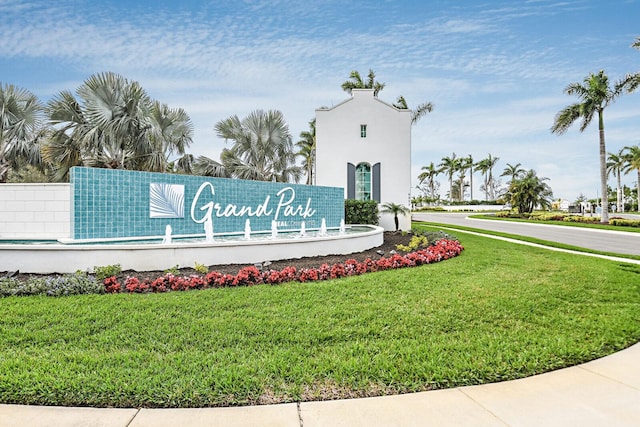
[609,218,640,227]
[345,199,379,225]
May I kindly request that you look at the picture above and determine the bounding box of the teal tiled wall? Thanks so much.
[70,167,344,240]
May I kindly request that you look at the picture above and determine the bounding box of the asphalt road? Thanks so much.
[412,212,640,256]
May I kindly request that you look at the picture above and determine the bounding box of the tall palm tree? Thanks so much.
[216,109,302,183]
[606,148,627,213]
[296,119,316,185]
[475,158,490,201]
[475,153,500,201]
[632,38,640,90]
[380,202,410,231]
[462,155,474,201]
[341,69,385,97]
[551,70,639,223]
[417,162,441,202]
[501,162,525,184]
[456,158,470,202]
[0,83,45,182]
[439,153,459,202]
[623,145,640,212]
[392,95,435,125]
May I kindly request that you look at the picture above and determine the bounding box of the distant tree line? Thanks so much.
[417,37,640,216]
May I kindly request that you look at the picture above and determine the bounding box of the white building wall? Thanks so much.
[316,89,412,231]
[0,183,71,239]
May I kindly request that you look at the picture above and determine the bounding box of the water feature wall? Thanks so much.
[70,167,344,240]
[0,183,71,239]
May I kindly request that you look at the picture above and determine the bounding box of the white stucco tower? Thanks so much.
[315,89,412,231]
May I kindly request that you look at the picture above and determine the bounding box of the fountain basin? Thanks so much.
[1,225,384,274]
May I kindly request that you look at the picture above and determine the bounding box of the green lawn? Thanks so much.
[416,220,640,261]
[1,225,639,408]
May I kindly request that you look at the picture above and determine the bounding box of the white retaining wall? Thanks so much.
[0,183,71,239]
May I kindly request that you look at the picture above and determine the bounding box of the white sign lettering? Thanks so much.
[274,187,316,221]
[190,183,316,225]
[190,182,215,224]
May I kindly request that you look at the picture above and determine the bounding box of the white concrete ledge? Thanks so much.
[1,226,384,274]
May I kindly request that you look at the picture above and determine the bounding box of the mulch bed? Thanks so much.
[119,231,413,281]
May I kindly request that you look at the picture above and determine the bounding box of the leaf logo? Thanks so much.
[150,183,185,218]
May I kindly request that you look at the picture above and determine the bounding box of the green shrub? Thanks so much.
[414,206,446,212]
[529,212,567,221]
[93,264,122,281]
[609,218,640,227]
[194,262,209,274]
[493,211,513,218]
[562,215,601,223]
[0,271,103,297]
[164,265,180,275]
[396,235,429,252]
[345,199,379,225]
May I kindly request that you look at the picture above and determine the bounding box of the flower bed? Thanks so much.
[104,239,464,293]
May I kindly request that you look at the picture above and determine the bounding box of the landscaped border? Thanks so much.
[103,239,464,293]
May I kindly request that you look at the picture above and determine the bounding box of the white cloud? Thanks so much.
[2,0,638,202]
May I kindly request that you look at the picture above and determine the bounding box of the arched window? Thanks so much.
[355,162,371,201]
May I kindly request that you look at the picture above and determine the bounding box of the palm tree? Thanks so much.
[141,101,193,172]
[439,153,459,203]
[341,70,435,125]
[417,162,441,202]
[501,162,525,184]
[475,154,500,201]
[341,69,385,96]
[504,169,553,214]
[623,145,640,212]
[193,155,229,177]
[606,148,627,213]
[380,202,410,231]
[0,83,45,182]
[43,72,192,180]
[475,158,489,201]
[296,119,316,185]
[216,109,302,183]
[456,159,469,202]
[551,70,639,223]
[632,38,640,90]
[462,155,474,201]
[392,95,434,125]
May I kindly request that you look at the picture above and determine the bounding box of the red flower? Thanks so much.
[264,270,283,284]
[103,276,121,293]
[99,238,464,294]
[125,276,150,293]
[299,268,319,282]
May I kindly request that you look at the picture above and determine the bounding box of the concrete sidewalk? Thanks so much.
[2,342,639,427]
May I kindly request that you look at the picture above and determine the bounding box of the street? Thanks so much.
[413,212,640,256]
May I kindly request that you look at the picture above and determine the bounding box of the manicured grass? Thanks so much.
[416,220,640,262]
[1,226,639,408]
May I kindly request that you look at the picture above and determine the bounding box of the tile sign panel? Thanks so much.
[70,167,344,240]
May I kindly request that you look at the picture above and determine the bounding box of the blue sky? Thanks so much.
[1,0,639,202]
